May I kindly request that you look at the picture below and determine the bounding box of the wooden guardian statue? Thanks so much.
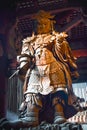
[0,10,83,129]
[17,10,80,126]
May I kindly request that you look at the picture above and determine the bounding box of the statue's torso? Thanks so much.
[23,34,67,95]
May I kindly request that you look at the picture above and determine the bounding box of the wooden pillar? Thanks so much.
[0,40,8,118]
[0,74,7,118]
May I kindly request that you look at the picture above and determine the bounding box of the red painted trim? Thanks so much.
[72,49,87,57]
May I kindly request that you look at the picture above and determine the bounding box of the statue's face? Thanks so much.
[37,18,51,34]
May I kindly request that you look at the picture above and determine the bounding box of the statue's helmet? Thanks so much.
[34,10,56,34]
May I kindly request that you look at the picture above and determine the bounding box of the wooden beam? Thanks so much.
[17,7,79,20]
[60,15,83,32]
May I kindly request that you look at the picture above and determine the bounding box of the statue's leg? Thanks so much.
[0,93,42,128]
[19,93,42,127]
[52,91,67,124]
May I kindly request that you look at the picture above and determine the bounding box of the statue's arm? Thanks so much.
[17,40,35,81]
